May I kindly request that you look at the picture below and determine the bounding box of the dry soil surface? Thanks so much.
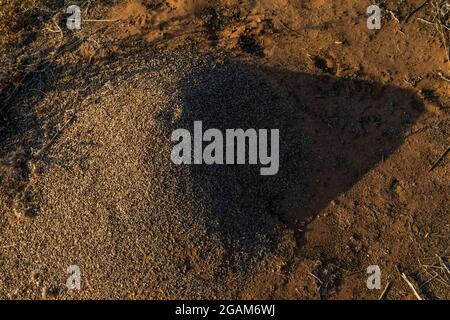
[0,0,449,299]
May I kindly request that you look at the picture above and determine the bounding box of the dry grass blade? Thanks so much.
[436,255,450,277]
[433,0,450,66]
[405,0,431,23]
[378,281,392,300]
[429,145,450,172]
[401,273,424,300]
[437,71,450,81]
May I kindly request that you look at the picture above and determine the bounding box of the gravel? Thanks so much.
[0,44,305,299]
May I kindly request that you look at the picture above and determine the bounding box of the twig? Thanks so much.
[1,20,118,110]
[405,0,431,23]
[436,255,450,276]
[429,145,450,172]
[434,0,450,65]
[387,10,400,23]
[420,274,439,288]
[417,17,435,25]
[437,72,450,82]
[401,273,424,300]
[275,16,301,35]
[421,266,450,287]
[83,19,119,22]
[438,21,450,63]
[308,272,323,284]
[378,281,392,300]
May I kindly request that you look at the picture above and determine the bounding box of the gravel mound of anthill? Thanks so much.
[0,45,306,298]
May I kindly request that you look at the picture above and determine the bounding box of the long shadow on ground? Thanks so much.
[0,49,424,293]
[173,57,424,260]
